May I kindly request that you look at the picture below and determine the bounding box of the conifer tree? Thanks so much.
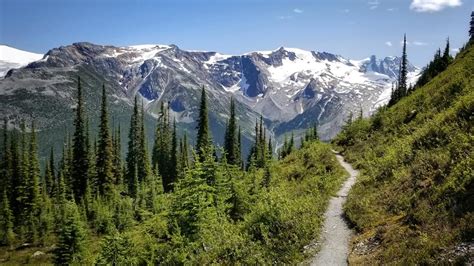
[169,120,178,191]
[96,85,114,197]
[0,189,15,246]
[399,34,408,98]
[9,129,21,221]
[178,132,190,177]
[470,11,474,41]
[71,77,89,201]
[1,119,10,194]
[238,126,242,166]
[389,35,409,105]
[24,121,41,242]
[54,201,86,265]
[268,135,273,157]
[44,147,55,196]
[126,98,140,197]
[153,102,172,191]
[196,86,212,161]
[137,103,151,183]
[112,125,123,185]
[224,97,239,165]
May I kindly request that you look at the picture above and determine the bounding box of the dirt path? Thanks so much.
[310,152,359,266]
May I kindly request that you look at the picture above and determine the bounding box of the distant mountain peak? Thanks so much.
[0,45,44,77]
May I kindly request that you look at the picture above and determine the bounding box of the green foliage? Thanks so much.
[96,85,114,198]
[334,43,474,264]
[71,77,90,201]
[196,86,213,161]
[224,97,241,166]
[416,39,454,89]
[248,116,271,167]
[152,102,175,192]
[96,233,137,265]
[388,34,409,106]
[0,77,346,264]
[0,189,15,246]
[54,201,86,265]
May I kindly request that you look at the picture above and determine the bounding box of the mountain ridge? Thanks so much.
[0,42,419,158]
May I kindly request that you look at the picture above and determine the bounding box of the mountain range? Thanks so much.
[0,43,419,156]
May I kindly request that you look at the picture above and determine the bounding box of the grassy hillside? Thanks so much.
[333,43,473,264]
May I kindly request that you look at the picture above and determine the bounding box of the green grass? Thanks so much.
[333,43,474,264]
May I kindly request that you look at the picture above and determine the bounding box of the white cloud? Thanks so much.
[368,0,380,10]
[387,7,397,11]
[413,41,428,46]
[293,8,303,13]
[452,48,460,53]
[385,41,393,47]
[278,15,293,20]
[410,0,462,12]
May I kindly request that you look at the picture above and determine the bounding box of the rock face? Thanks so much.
[0,42,419,156]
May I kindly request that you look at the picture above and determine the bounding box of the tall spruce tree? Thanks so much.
[196,86,212,161]
[152,102,172,192]
[126,98,140,197]
[169,119,178,190]
[137,103,151,183]
[470,11,474,41]
[112,125,123,185]
[96,85,114,197]
[25,121,41,242]
[71,77,89,201]
[43,148,55,196]
[0,188,15,246]
[400,34,408,98]
[54,201,86,265]
[389,35,409,106]
[224,97,239,165]
[1,119,10,194]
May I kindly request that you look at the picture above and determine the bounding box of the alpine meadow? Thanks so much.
[0,1,473,265]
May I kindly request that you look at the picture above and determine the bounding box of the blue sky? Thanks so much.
[0,0,472,66]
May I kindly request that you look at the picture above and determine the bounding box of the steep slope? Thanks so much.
[0,45,44,77]
[333,43,473,263]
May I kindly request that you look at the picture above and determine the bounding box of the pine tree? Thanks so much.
[152,102,172,192]
[169,120,178,191]
[389,35,409,106]
[137,103,151,184]
[71,77,89,201]
[196,86,213,161]
[178,132,190,178]
[9,128,21,222]
[112,125,123,185]
[238,126,242,167]
[224,97,239,165]
[0,189,15,246]
[96,85,114,197]
[24,121,41,242]
[265,136,273,162]
[399,34,408,98]
[54,201,86,265]
[442,38,453,68]
[44,147,55,196]
[470,11,474,41]
[1,119,10,195]
[126,98,140,197]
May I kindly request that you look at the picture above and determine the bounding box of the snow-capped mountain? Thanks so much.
[0,42,419,155]
[0,45,44,77]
